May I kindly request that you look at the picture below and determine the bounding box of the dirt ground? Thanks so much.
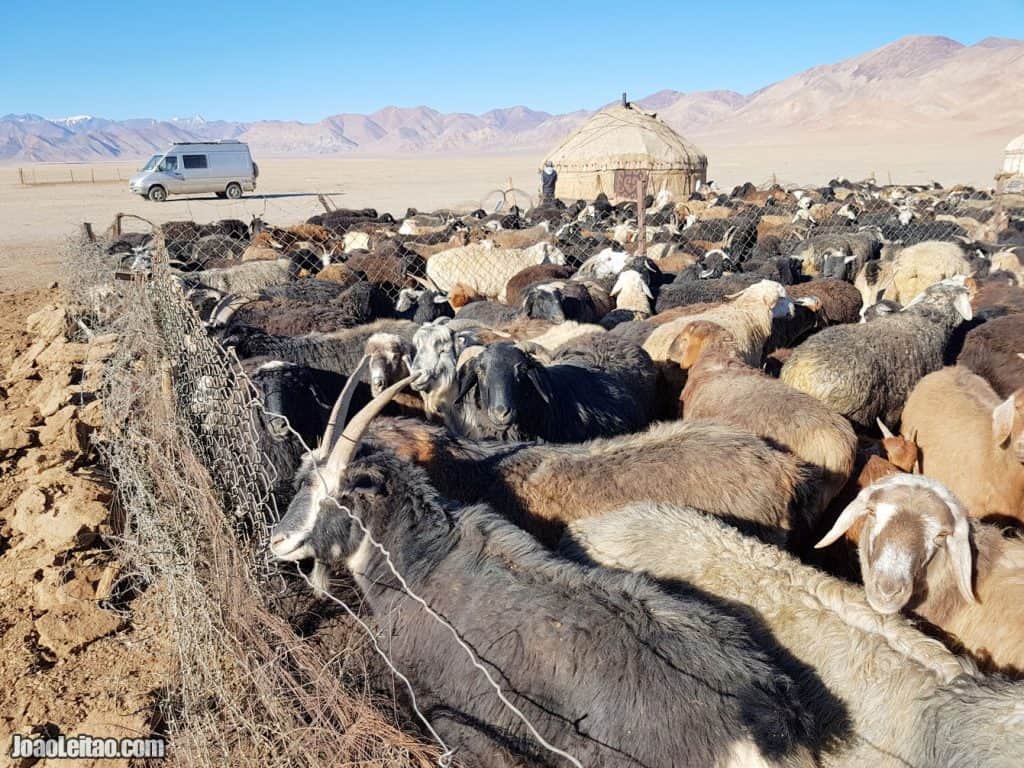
[0,288,169,767]
[0,137,1006,291]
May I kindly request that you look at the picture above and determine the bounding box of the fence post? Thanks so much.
[91,168,96,183]
[81,222,96,242]
[636,175,648,258]
[18,168,24,186]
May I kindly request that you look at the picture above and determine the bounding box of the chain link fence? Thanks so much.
[64,228,443,767]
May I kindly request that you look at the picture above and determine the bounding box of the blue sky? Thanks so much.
[2,1,1022,122]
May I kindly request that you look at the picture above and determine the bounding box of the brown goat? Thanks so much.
[680,324,857,516]
[901,366,1024,527]
[504,263,574,307]
[817,474,1024,677]
[367,416,820,549]
[447,282,485,309]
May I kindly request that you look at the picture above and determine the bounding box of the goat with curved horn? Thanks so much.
[269,372,413,565]
[325,375,413,477]
[320,355,369,450]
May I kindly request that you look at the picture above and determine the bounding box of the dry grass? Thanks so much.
[66,239,442,768]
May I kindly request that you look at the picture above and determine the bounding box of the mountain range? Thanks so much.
[3,35,1023,164]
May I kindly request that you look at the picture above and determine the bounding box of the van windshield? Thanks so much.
[141,154,162,172]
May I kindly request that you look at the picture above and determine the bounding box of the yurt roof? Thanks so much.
[545,104,707,172]
[1006,134,1024,153]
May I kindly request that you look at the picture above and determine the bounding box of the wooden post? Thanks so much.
[91,168,95,183]
[81,222,96,242]
[18,168,24,185]
[317,193,335,213]
[70,169,75,183]
[112,213,123,238]
[637,175,648,257]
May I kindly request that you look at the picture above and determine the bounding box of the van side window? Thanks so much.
[183,154,208,170]
[160,156,177,172]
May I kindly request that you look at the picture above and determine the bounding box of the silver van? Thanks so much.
[129,140,258,201]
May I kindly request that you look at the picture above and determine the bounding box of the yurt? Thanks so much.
[1001,134,1024,192]
[544,101,708,202]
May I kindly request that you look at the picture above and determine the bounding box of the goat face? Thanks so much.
[365,333,408,396]
[816,476,975,615]
[456,343,547,429]
[859,299,902,323]
[820,249,856,281]
[523,283,569,322]
[409,323,457,394]
[271,450,361,573]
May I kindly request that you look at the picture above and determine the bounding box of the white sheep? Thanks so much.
[643,279,794,367]
[425,241,565,302]
[568,503,1023,767]
[609,270,653,314]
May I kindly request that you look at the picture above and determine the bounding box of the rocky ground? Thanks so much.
[0,289,169,767]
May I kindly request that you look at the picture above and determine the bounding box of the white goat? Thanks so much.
[568,503,1024,767]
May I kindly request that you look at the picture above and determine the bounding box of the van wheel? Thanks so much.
[148,185,167,202]
[215,191,227,199]
[225,183,242,199]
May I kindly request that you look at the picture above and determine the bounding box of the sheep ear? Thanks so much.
[953,292,973,321]
[815,493,872,548]
[642,281,653,299]
[609,280,621,297]
[794,295,822,311]
[946,513,977,604]
[433,293,450,304]
[453,359,479,404]
[876,418,895,440]
[526,366,553,405]
[992,394,1016,447]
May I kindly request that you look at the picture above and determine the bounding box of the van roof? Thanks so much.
[170,140,248,146]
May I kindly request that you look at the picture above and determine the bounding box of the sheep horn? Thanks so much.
[321,355,370,451]
[325,374,413,477]
[411,274,442,292]
[876,418,896,440]
[208,292,256,329]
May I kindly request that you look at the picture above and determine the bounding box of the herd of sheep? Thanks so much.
[118,177,1024,767]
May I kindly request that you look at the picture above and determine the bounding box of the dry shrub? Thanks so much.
[66,234,441,768]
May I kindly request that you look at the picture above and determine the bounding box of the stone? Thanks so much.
[34,602,121,658]
[38,405,91,457]
[27,370,73,418]
[10,476,110,552]
[0,410,38,455]
[6,339,48,381]
[25,304,69,344]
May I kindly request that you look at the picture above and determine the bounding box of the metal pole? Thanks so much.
[637,176,647,257]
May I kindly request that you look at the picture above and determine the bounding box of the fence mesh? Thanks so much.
[63,231,442,767]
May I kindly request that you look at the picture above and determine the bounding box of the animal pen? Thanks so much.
[60,176,1020,766]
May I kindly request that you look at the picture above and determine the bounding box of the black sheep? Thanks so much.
[449,335,656,443]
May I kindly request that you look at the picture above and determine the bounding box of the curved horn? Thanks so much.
[321,355,369,451]
[815,487,874,548]
[325,375,413,477]
[876,418,895,440]
[208,292,256,329]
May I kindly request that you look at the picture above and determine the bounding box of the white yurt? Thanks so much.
[1001,134,1024,192]
[544,101,707,202]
